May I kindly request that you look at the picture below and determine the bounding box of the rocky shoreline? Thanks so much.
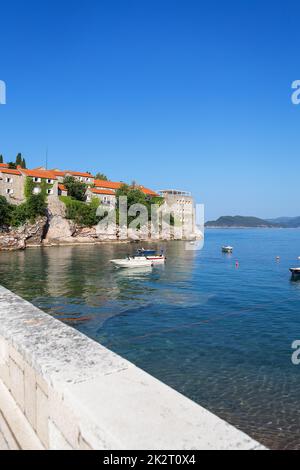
[0,199,200,251]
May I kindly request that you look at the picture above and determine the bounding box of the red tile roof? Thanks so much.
[0,168,22,175]
[21,169,57,179]
[67,171,93,178]
[137,185,159,197]
[58,184,67,192]
[0,163,8,168]
[94,179,123,190]
[53,170,93,178]
[94,180,158,196]
[51,170,66,177]
[90,188,115,196]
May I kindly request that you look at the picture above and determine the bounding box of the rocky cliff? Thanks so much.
[0,198,202,250]
[0,217,47,251]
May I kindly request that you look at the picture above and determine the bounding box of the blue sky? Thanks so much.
[0,0,300,219]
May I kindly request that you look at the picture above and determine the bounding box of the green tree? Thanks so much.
[7,162,17,169]
[0,155,3,164]
[26,194,47,221]
[21,158,26,169]
[95,173,108,181]
[10,203,28,227]
[115,184,164,225]
[16,153,22,166]
[61,197,100,227]
[63,176,87,201]
[0,196,13,226]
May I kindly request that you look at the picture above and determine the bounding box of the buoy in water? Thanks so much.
[235,261,239,268]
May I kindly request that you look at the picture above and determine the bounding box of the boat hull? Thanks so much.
[111,258,153,268]
[290,268,300,279]
[146,255,166,263]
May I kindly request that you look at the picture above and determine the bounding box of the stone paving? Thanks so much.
[0,427,9,450]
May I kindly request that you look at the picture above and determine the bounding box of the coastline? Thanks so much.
[205,226,299,229]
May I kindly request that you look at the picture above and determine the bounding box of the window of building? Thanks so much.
[33,177,41,183]
[47,179,53,184]
[33,187,41,195]
[47,189,53,195]
[6,188,13,195]
[5,177,12,183]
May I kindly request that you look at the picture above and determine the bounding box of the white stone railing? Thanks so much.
[0,286,265,450]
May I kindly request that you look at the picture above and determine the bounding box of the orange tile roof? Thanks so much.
[94,180,158,196]
[68,171,93,178]
[51,170,66,177]
[90,188,115,196]
[0,168,22,175]
[58,184,67,191]
[21,169,57,179]
[94,179,123,190]
[52,170,93,178]
[137,186,159,197]
[0,163,8,168]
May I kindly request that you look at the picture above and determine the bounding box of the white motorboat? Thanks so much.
[146,255,166,264]
[222,246,233,253]
[111,256,153,269]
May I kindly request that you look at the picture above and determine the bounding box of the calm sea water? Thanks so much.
[1,229,300,449]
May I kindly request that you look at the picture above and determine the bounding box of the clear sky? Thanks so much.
[1,0,300,220]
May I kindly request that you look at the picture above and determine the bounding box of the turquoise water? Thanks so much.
[1,229,300,449]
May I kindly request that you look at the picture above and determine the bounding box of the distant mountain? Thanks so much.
[267,217,300,228]
[205,216,279,228]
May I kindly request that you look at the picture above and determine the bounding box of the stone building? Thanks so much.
[86,187,116,206]
[0,168,25,204]
[0,166,159,207]
[158,189,196,238]
[52,170,94,185]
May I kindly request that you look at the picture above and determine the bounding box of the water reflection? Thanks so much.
[2,232,300,449]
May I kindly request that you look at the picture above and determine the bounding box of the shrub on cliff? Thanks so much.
[26,194,47,220]
[63,176,87,202]
[0,196,13,226]
[10,203,28,227]
[60,196,100,227]
[10,194,47,227]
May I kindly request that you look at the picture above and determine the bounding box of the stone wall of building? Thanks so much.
[0,174,25,205]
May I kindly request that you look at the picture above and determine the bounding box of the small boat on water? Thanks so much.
[136,248,157,256]
[290,268,300,279]
[145,254,166,263]
[222,246,233,253]
[136,248,166,263]
[111,256,153,269]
